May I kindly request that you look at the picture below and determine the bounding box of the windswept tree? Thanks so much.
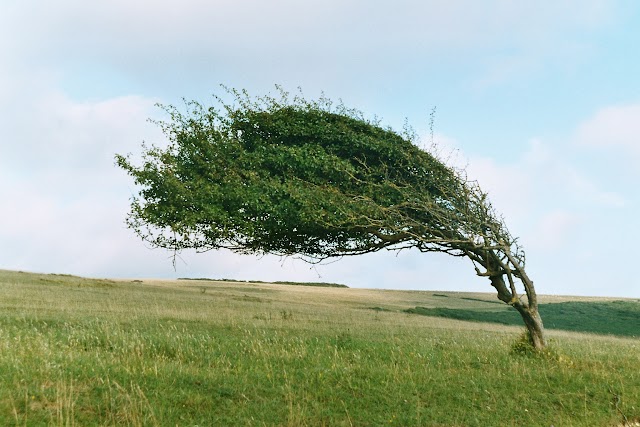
[116,89,547,349]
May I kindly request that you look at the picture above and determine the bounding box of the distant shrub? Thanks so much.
[274,281,348,288]
[177,278,347,288]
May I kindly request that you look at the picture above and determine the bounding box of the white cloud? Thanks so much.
[575,103,640,157]
[437,137,632,296]
[471,138,624,211]
[0,80,166,276]
[0,0,617,95]
[1,0,637,298]
[1,91,158,168]
[415,133,625,259]
[529,210,582,250]
[7,1,611,50]
[446,138,626,263]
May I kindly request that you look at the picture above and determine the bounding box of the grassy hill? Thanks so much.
[1,269,639,426]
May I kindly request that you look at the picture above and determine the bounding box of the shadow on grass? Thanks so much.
[406,300,640,338]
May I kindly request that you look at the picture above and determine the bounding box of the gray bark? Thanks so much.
[489,274,547,350]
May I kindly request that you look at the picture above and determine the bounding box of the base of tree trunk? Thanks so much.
[515,305,547,350]
[488,275,547,350]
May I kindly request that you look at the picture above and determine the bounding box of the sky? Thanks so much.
[1,0,639,297]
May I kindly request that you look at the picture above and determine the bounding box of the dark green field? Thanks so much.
[407,298,640,337]
[1,269,639,426]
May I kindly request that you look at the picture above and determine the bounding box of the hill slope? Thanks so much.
[1,269,638,426]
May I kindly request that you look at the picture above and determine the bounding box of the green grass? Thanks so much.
[1,269,639,426]
[406,299,640,337]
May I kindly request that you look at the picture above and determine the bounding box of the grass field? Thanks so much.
[407,298,640,338]
[1,269,639,426]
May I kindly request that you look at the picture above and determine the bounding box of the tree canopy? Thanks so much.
[116,88,547,349]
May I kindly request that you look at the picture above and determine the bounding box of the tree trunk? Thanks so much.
[489,274,547,350]
[513,304,547,350]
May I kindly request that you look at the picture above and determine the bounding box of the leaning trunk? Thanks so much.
[489,274,547,350]
[513,303,547,350]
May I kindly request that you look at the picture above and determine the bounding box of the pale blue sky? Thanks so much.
[1,1,639,297]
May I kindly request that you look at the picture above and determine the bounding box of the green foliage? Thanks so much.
[115,88,512,263]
